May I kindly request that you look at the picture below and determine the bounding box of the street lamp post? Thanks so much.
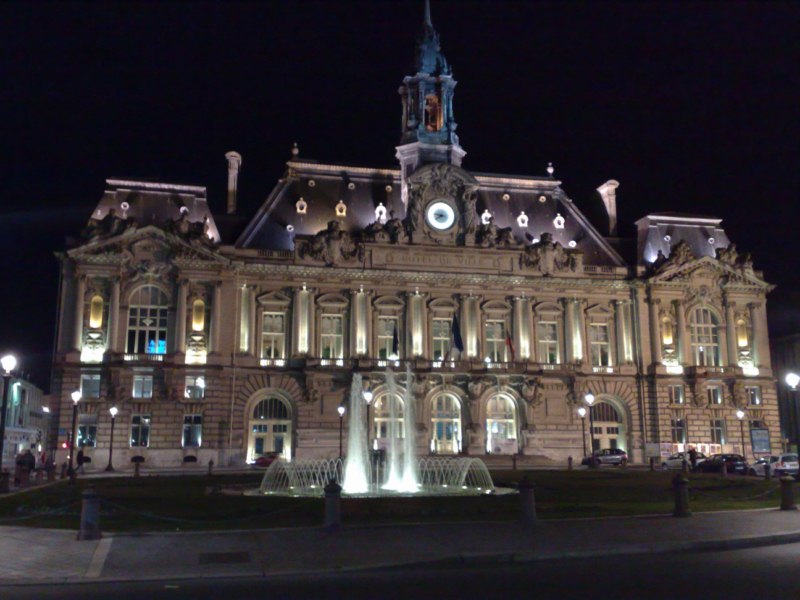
[68,390,81,478]
[0,354,18,493]
[736,409,747,461]
[105,406,118,472]
[585,393,597,468]
[363,386,373,485]
[786,373,800,450]
[337,404,346,460]
[577,406,587,458]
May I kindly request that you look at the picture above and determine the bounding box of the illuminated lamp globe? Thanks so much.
[109,406,119,418]
[577,406,587,418]
[786,372,800,391]
[736,409,745,420]
[0,354,17,374]
[363,389,374,404]
[584,393,595,406]
[71,390,82,404]
[337,405,346,418]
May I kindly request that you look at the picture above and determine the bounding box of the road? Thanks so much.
[4,542,798,599]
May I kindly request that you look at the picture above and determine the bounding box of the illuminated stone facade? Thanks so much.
[50,9,780,468]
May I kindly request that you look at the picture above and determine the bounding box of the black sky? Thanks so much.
[1,0,798,390]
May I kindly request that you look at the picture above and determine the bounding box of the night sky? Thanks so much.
[1,1,798,390]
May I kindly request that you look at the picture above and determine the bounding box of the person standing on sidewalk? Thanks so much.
[688,447,698,472]
[76,448,85,474]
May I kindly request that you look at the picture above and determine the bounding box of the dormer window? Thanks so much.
[296,198,307,215]
[335,200,347,217]
[375,202,388,223]
[424,94,442,131]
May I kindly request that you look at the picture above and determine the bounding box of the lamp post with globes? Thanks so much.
[337,404,346,460]
[105,406,118,472]
[0,354,17,493]
[786,372,800,450]
[577,406,587,458]
[585,393,597,468]
[68,390,81,478]
[736,409,747,461]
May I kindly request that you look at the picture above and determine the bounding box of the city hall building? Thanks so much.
[50,9,780,469]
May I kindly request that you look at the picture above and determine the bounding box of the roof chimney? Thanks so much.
[597,180,620,236]
[225,151,242,214]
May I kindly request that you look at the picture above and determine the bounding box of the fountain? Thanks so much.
[258,369,495,497]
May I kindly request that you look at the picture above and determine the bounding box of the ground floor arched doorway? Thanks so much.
[486,394,518,454]
[590,401,625,452]
[248,396,292,462]
[430,393,462,454]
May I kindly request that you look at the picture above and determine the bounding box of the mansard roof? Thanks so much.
[237,159,626,267]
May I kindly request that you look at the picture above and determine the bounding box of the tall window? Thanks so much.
[132,375,153,399]
[184,375,205,400]
[485,320,507,362]
[668,384,685,405]
[374,395,405,441]
[710,419,726,444]
[432,318,450,361]
[431,394,461,454]
[78,414,97,447]
[320,315,343,359]
[182,414,203,447]
[249,396,292,461]
[745,386,761,406]
[130,414,151,447]
[589,323,611,367]
[537,321,559,364]
[127,286,169,355]
[690,307,720,366]
[707,385,723,405]
[377,316,399,359]
[81,373,101,399]
[671,418,686,445]
[261,312,286,360]
[486,395,517,454]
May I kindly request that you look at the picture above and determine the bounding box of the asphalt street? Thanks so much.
[4,541,799,600]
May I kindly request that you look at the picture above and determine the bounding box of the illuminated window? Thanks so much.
[89,295,104,329]
[690,308,720,366]
[431,394,461,454]
[80,373,101,399]
[377,316,399,359]
[191,299,205,332]
[589,323,611,367]
[424,94,442,131]
[707,385,723,405]
[374,395,405,441]
[745,386,761,406]
[261,312,286,360]
[485,320,507,362]
[486,395,517,454]
[182,414,203,448]
[184,375,205,400]
[432,318,450,361]
[668,384,685,405]
[710,419,726,444]
[537,321,560,364]
[736,319,749,348]
[320,315,343,359]
[661,317,674,347]
[78,414,97,448]
[132,375,153,399]
[130,414,151,447]
[671,419,686,445]
[126,286,169,355]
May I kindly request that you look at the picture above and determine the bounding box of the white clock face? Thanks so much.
[426,201,456,231]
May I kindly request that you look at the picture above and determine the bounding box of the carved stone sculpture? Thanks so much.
[301,220,364,266]
[519,233,582,275]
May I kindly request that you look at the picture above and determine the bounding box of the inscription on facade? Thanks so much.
[373,248,514,273]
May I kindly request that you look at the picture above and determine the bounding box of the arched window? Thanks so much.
[191,299,205,332]
[431,394,461,454]
[485,395,517,454]
[373,394,405,445]
[126,286,169,355]
[690,307,720,366]
[589,401,625,453]
[249,396,292,462]
[89,295,104,329]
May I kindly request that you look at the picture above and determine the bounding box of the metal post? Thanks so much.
[105,414,116,472]
[740,418,746,462]
[780,475,797,511]
[580,415,587,457]
[68,402,79,477]
[588,405,597,468]
[0,374,11,493]
[672,473,691,517]
[77,486,102,540]
[793,389,799,451]
[518,476,537,526]
[324,478,342,531]
[338,414,344,459]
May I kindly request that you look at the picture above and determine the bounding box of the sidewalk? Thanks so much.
[2,508,800,585]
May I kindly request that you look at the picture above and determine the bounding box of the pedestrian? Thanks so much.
[13,451,24,486]
[77,448,85,474]
[688,447,698,471]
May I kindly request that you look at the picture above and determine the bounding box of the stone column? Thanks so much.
[648,295,662,365]
[576,299,587,364]
[175,280,188,355]
[74,275,86,351]
[756,303,772,369]
[350,289,368,357]
[563,298,575,363]
[211,282,222,353]
[108,278,120,353]
[725,300,737,368]
[615,300,627,365]
[749,302,770,369]
[676,301,688,366]
[408,292,425,358]
[248,286,258,356]
[462,295,479,360]
[514,296,530,361]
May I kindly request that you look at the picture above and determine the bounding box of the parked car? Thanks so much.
[662,451,708,470]
[748,454,799,478]
[696,453,748,475]
[581,448,628,466]
[253,452,280,468]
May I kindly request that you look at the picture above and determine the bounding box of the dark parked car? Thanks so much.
[697,453,747,474]
[581,448,628,466]
[253,452,280,468]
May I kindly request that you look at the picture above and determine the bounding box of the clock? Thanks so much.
[425,201,456,231]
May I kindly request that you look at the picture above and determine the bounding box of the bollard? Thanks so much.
[47,466,56,482]
[0,471,9,494]
[720,462,728,478]
[207,459,214,476]
[681,459,689,474]
[77,486,102,540]
[518,476,537,526]
[512,454,518,471]
[567,456,573,471]
[764,463,771,481]
[323,478,342,532]
[672,473,691,517]
[133,462,141,478]
[650,457,655,472]
[780,476,797,511]
[60,462,68,479]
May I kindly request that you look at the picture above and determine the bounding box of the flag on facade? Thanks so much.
[505,319,515,362]
[391,319,399,357]
[445,314,464,361]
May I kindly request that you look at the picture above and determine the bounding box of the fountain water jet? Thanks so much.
[342,373,369,494]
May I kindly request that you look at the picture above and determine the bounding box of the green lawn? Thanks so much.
[0,469,783,532]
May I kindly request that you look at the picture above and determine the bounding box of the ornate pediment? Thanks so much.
[648,250,769,289]
[256,290,291,308]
